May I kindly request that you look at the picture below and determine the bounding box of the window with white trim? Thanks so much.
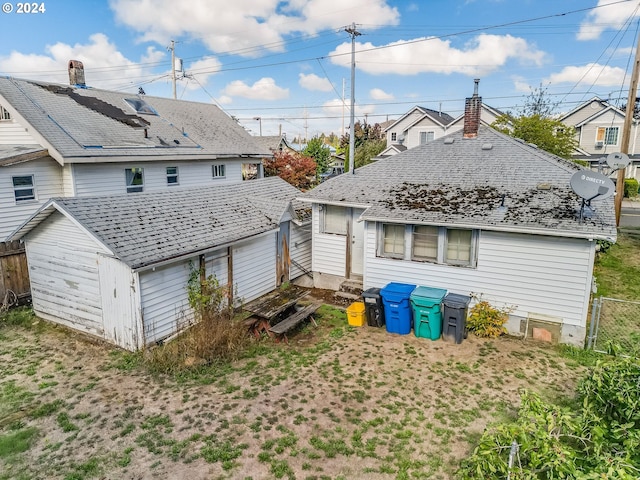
[125,168,144,193]
[596,126,619,146]
[12,175,35,202]
[321,205,347,235]
[412,225,438,261]
[212,164,226,179]
[391,132,397,142]
[0,106,10,121]
[381,223,405,258]
[419,131,435,145]
[166,166,179,185]
[445,229,473,266]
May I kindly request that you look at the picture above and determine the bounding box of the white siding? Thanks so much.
[205,249,230,288]
[61,164,76,197]
[290,223,312,279]
[139,260,194,345]
[311,205,346,277]
[71,160,244,196]
[0,119,38,144]
[24,212,109,336]
[0,157,63,239]
[98,254,143,351]
[233,233,277,304]
[365,225,594,328]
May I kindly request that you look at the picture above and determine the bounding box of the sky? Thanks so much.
[1,0,640,140]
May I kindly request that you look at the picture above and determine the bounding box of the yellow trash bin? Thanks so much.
[346,301,366,327]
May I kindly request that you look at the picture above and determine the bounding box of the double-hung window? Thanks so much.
[12,175,35,202]
[445,229,473,266]
[419,131,435,145]
[381,224,405,258]
[166,166,179,185]
[212,164,226,179]
[125,168,144,193]
[596,126,619,146]
[322,205,347,235]
[412,225,438,261]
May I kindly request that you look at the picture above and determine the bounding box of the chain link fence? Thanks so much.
[587,296,640,356]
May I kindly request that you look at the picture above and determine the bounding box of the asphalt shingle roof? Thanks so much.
[16,177,304,270]
[0,77,271,161]
[302,126,616,240]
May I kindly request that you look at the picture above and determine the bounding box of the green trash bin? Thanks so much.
[410,286,447,340]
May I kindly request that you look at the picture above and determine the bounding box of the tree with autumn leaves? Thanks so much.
[263,150,317,190]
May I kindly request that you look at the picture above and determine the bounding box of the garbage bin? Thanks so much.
[410,286,447,340]
[362,287,385,327]
[346,301,366,327]
[442,293,471,344]
[380,282,416,335]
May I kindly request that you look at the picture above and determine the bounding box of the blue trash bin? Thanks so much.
[380,282,416,335]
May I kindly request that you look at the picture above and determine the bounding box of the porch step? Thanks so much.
[333,291,361,306]
[338,280,363,296]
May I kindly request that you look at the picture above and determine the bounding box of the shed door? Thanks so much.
[98,254,141,351]
[350,208,365,277]
[276,222,291,286]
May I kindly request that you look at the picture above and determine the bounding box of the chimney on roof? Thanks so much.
[463,78,481,139]
[68,60,85,87]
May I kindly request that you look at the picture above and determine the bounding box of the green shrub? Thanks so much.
[624,178,639,198]
[466,295,515,338]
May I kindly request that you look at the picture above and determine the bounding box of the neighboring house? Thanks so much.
[9,177,311,351]
[300,92,616,347]
[0,64,271,241]
[252,134,297,156]
[560,96,640,180]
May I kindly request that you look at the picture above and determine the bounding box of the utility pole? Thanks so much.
[346,22,361,174]
[342,78,346,137]
[618,31,640,225]
[169,40,177,100]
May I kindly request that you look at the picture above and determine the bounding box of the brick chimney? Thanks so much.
[68,60,85,87]
[463,78,481,139]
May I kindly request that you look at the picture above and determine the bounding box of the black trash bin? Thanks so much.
[442,293,471,344]
[362,287,385,327]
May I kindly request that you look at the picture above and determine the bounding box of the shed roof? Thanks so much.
[0,76,271,163]
[11,177,306,270]
[301,126,616,241]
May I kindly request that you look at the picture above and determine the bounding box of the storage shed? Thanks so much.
[9,177,311,350]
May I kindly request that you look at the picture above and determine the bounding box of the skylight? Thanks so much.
[124,98,158,115]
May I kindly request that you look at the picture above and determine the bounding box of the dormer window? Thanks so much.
[0,106,10,121]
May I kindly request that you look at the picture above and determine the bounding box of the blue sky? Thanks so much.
[1,0,639,139]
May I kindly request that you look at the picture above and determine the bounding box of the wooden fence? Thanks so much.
[0,241,30,304]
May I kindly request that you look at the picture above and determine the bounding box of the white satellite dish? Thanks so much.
[570,170,615,202]
[605,152,630,170]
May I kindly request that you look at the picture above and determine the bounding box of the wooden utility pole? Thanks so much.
[346,23,361,174]
[617,31,640,225]
[170,40,177,100]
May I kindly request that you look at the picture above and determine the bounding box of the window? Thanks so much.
[445,229,473,266]
[378,224,478,267]
[322,205,347,235]
[125,168,144,193]
[0,106,10,121]
[412,225,438,261]
[596,126,619,146]
[12,175,35,202]
[391,132,397,142]
[166,166,179,185]
[419,131,435,145]
[382,224,405,258]
[212,164,226,179]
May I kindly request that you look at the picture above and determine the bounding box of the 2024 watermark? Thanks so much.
[2,2,46,13]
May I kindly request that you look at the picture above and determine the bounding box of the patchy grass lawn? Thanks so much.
[0,301,594,480]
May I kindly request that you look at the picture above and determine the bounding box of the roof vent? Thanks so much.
[481,143,493,150]
[444,137,455,144]
[537,182,552,190]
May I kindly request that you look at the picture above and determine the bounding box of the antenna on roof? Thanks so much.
[569,170,615,223]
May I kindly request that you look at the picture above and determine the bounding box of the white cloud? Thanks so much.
[578,0,640,41]
[299,73,332,92]
[222,77,289,100]
[322,98,372,117]
[511,75,531,93]
[184,56,222,90]
[328,34,544,76]
[110,0,399,57]
[370,88,394,100]
[217,95,233,105]
[545,63,626,87]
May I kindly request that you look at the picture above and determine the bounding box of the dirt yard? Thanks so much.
[0,298,587,480]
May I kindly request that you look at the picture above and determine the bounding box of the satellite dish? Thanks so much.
[605,152,630,170]
[570,170,615,202]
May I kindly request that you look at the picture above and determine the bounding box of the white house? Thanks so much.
[300,92,616,346]
[9,177,311,351]
[0,64,270,241]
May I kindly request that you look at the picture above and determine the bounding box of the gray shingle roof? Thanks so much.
[0,77,271,161]
[0,145,47,166]
[417,106,455,125]
[302,126,616,241]
[13,177,304,270]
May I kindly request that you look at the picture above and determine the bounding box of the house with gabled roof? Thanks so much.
[300,90,616,346]
[8,177,311,350]
[0,62,271,241]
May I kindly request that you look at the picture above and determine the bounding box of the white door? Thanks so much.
[350,208,365,277]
